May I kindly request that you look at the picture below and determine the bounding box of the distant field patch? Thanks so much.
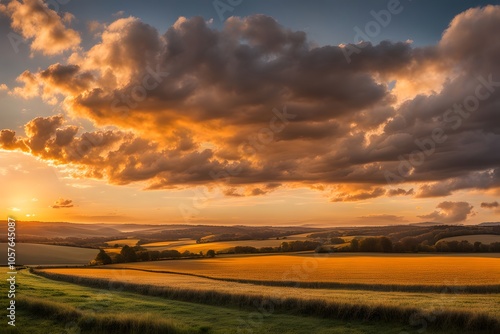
[143,234,312,253]
[0,243,98,265]
[142,239,196,249]
[108,253,500,286]
[437,234,500,244]
[105,238,139,246]
[103,247,121,254]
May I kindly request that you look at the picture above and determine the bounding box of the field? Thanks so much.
[6,230,500,333]
[437,234,500,244]
[0,243,98,265]
[142,233,312,253]
[106,253,500,286]
[38,267,500,318]
[1,269,437,334]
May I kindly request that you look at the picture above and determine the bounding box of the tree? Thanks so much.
[378,237,393,253]
[330,237,345,245]
[149,251,160,260]
[400,237,419,252]
[474,241,482,252]
[280,242,290,252]
[137,251,150,261]
[234,246,258,254]
[113,254,125,263]
[94,249,112,265]
[160,250,181,258]
[206,250,216,258]
[359,237,379,252]
[120,245,137,262]
[350,239,359,252]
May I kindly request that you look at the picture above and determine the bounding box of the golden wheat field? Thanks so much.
[40,267,500,319]
[107,253,500,285]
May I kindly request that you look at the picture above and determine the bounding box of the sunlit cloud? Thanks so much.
[0,3,500,225]
[51,198,74,209]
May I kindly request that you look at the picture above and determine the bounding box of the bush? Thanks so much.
[206,250,216,258]
[160,250,181,258]
[330,237,345,245]
[234,246,258,254]
[120,245,137,262]
[94,249,112,265]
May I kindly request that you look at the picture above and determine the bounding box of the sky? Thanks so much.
[0,0,499,226]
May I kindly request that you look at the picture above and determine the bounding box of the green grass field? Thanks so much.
[0,268,458,334]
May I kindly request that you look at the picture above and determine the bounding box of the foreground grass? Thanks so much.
[9,296,188,334]
[0,269,445,334]
[33,268,499,333]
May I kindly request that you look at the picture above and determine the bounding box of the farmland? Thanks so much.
[5,223,500,333]
[38,267,500,319]
[141,233,312,253]
[1,269,440,334]
[0,243,98,265]
[437,234,500,244]
[105,253,500,286]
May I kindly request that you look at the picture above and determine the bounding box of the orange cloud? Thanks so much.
[0,0,81,55]
[2,7,500,201]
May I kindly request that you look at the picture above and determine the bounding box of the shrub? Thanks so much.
[94,249,112,265]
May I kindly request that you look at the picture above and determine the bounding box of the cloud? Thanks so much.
[2,7,500,200]
[332,187,386,202]
[417,169,499,197]
[481,201,499,209]
[51,198,74,208]
[112,10,125,18]
[0,0,81,55]
[0,130,20,150]
[0,84,8,97]
[224,188,243,197]
[417,201,474,224]
[387,188,414,196]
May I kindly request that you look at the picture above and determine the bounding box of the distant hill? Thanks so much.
[479,222,500,226]
[409,222,442,227]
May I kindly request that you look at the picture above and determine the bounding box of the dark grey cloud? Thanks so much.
[481,201,499,209]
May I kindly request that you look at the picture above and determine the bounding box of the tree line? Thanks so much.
[93,241,322,264]
[322,237,500,253]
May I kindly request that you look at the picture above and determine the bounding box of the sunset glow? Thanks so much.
[1,0,499,226]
